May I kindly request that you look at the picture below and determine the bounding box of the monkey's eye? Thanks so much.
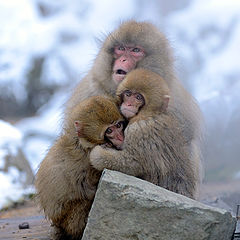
[132,47,141,52]
[116,122,122,128]
[118,46,125,51]
[136,94,144,101]
[124,90,132,97]
[105,127,113,135]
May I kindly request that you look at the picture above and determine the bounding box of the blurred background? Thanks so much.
[0,0,240,208]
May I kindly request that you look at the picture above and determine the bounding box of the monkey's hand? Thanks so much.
[90,145,117,171]
[100,142,113,149]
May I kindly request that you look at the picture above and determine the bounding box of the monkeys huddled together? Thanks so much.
[35,21,203,240]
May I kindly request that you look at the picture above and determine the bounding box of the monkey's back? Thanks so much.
[125,113,197,199]
[35,135,101,238]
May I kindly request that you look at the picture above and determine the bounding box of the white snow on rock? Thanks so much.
[0,120,33,208]
[0,120,23,160]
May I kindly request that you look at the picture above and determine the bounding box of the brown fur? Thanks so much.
[90,69,198,199]
[35,96,124,240]
[64,21,203,192]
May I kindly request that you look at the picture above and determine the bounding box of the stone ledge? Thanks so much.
[82,169,236,240]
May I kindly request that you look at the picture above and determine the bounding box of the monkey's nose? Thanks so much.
[120,58,127,62]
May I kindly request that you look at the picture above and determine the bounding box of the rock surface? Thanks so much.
[82,169,236,240]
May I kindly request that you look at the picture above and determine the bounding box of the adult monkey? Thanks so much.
[65,20,203,194]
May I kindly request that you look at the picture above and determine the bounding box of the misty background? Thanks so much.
[0,0,239,208]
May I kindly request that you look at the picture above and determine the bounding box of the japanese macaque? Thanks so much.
[90,69,199,199]
[35,96,125,240]
[64,20,203,191]
[119,71,169,121]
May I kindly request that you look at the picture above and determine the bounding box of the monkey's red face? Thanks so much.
[105,121,125,149]
[120,90,145,119]
[112,46,145,84]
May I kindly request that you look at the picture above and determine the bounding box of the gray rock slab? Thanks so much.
[82,169,236,240]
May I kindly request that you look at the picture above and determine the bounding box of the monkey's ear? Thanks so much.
[162,95,170,112]
[74,121,83,137]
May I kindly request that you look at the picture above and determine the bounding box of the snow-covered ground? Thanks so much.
[0,0,240,208]
[0,120,33,207]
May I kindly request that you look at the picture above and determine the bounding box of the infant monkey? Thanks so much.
[90,68,199,199]
[35,96,125,240]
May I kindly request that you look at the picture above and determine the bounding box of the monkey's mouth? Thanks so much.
[116,69,127,75]
[121,107,137,119]
[113,69,128,83]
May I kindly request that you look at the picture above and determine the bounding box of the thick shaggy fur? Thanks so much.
[64,21,203,193]
[90,69,198,199]
[35,96,124,240]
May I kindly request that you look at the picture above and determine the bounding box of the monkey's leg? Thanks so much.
[51,200,92,240]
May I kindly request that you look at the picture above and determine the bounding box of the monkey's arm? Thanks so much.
[90,145,144,176]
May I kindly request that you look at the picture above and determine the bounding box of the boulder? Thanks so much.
[82,169,236,240]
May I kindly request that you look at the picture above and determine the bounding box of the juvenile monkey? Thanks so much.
[90,69,198,199]
[35,96,125,240]
[65,20,203,190]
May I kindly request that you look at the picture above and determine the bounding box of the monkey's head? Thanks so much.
[93,20,174,94]
[116,68,170,120]
[67,96,125,149]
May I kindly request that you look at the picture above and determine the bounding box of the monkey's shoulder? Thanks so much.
[125,114,183,141]
[42,135,88,170]
[125,116,162,136]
